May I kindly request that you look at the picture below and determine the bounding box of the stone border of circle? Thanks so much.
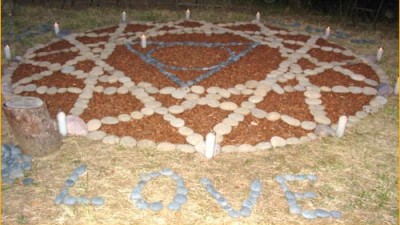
[2,20,390,155]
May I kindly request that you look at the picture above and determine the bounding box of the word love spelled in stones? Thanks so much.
[55,166,342,220]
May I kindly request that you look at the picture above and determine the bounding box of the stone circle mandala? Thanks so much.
[3,20,389,154]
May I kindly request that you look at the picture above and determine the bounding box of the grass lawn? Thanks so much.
[1,2,398,224]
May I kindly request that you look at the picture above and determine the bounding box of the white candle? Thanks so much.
[256,12,260,22]
[141,34,147,48]
[57,111,68,136]
[324,26,330,39]
[186,9,190,20]
[205,132,216,159]
[395,77,399,95]
[336,115,348,138]
[376,47,383,62]
[54,22,60,35]
[121,11,126,23]
[4,45,11,60]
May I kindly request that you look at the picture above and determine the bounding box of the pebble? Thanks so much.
[156,142,176,151]
[191,85,204,94]
[251,108,267,119]
[363,86,378,95]
[120,136,137,147]
[102,135,120,144]
[170,118,185,128]
[91,197,105,206]
[87,131,107,140]
[302,210,317,219]
[186,133,203,145]
[266,112,280,121]
[270,136,286,148]
[101,116,119,125]
[104,87,117,95]
[271,83,285,94]
[131,111,144,120]
[315,209,331,218]
[214,123,232,135]
[141,107,154,116]
[61,65,75,74]
[281,115,301,126]
[219,102,238,111]
[301,121,317,130]
[63,196,77,205]
[169,105,184,114]
[87,119,102,131]
[332,85,349,93]
[137,139,156,149]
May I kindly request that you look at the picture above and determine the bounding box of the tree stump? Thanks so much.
[2,96,62,157]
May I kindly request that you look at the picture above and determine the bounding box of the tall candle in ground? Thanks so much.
[54,22,60,35]
[256,12,260,22]
[336,115,348,138]
[186,9,190,20]
[57,111,68,136]
[205,132,216,159]
[376,47,383,62]
[121,11,126,23]
[324,26,330,39]
[141,34,147,48]
[4,45,11,60]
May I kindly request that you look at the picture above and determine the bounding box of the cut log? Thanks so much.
[2,96,62,157]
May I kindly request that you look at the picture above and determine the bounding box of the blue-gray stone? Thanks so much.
[2,168,11,177]
[288,204,302,214]
[63,196,77,205]
[22,178,33,186]
[175,178,185,187]
[160,168,173,176]
[77,197,91,205]
[149,171,161,178]
[61,66,75,74]
[176,186,188,195]
[2,163,8,170]
[10,147,21,156]
[68,172,80,182]
[2,144,12,153]
[294,174,307,181]
[173,194,188,204]
[167,201,181,211]
[284,174,296,181]
[130,187,142,200]
[248,196,258,206]
[3,177,14,184]
[22,162,32,170]
[139,173,151,182]
[74,164,87,176]
[55,194,65,204]
[377,83,393,97]
[279,183,289,192]
[307,174,317,181]
[137,180,147,187]
[285,191,295,200]
[217,197,228,206]
[304,191,317,198]
[91,197,105,206]
[240,206,251,217]
[9,168,24,178]
[64,179,75,187]
[315,209,330,218]
[294,192,305,199]
[136,199,149,210]
[149,202,163,211]
[250,179,261,192]
[242,199,254,209]
[330,210,342,218]
[275,175,286,184]
[250,190,260,198]
[171,173,181,180]
[228,210,240,218]
[200,177,211,185]
[301,210,317,219]
[22,155,32,163]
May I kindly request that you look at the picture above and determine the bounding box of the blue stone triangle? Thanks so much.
[125,41,259,87]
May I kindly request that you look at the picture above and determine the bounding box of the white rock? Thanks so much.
[363,86,378,95]
[255,142,272,150]
[249,95,263,104]
[101,116,119,125]
[191,85,205,94]
[176,144,195,153]
[131,111,144,120]
[24,84,37,92]
[36,86,48,94]
[270,136,286,148]
[221,145,237,153]
[87,131,106,140]
[286,137,300,145]
[154,107,169,115]
[214,123,232,135]
[178,126,193,136]
[234,107,250,115]
[169,105,185,114]
[349,86,363,94]
[104,87,117,95]
[102,135,120,145]
[172,88,189,99]
[120,136,137,147]
[314,115,331,124]
[87,119,102,131]
[137,139,156,149]
[229,113,244,122]
[301,121,317,130]
[67,87,82,94]
[141,107,154,116]
[281,115,301,126]
[117,86,129,94]
[266,112,281,121]
[157,142,176,151]
[220,102,238,111]
[170,118,185,128]
[186,133,203,145]
[245,80,258,89]
[332,85,349,93]
[304,90,321,98]
[305,98,322,105]
[159,86,176,94]
[271,83,285,94]
[118,114,131,122]
[251,108,267,119]
[238,144,256,152]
